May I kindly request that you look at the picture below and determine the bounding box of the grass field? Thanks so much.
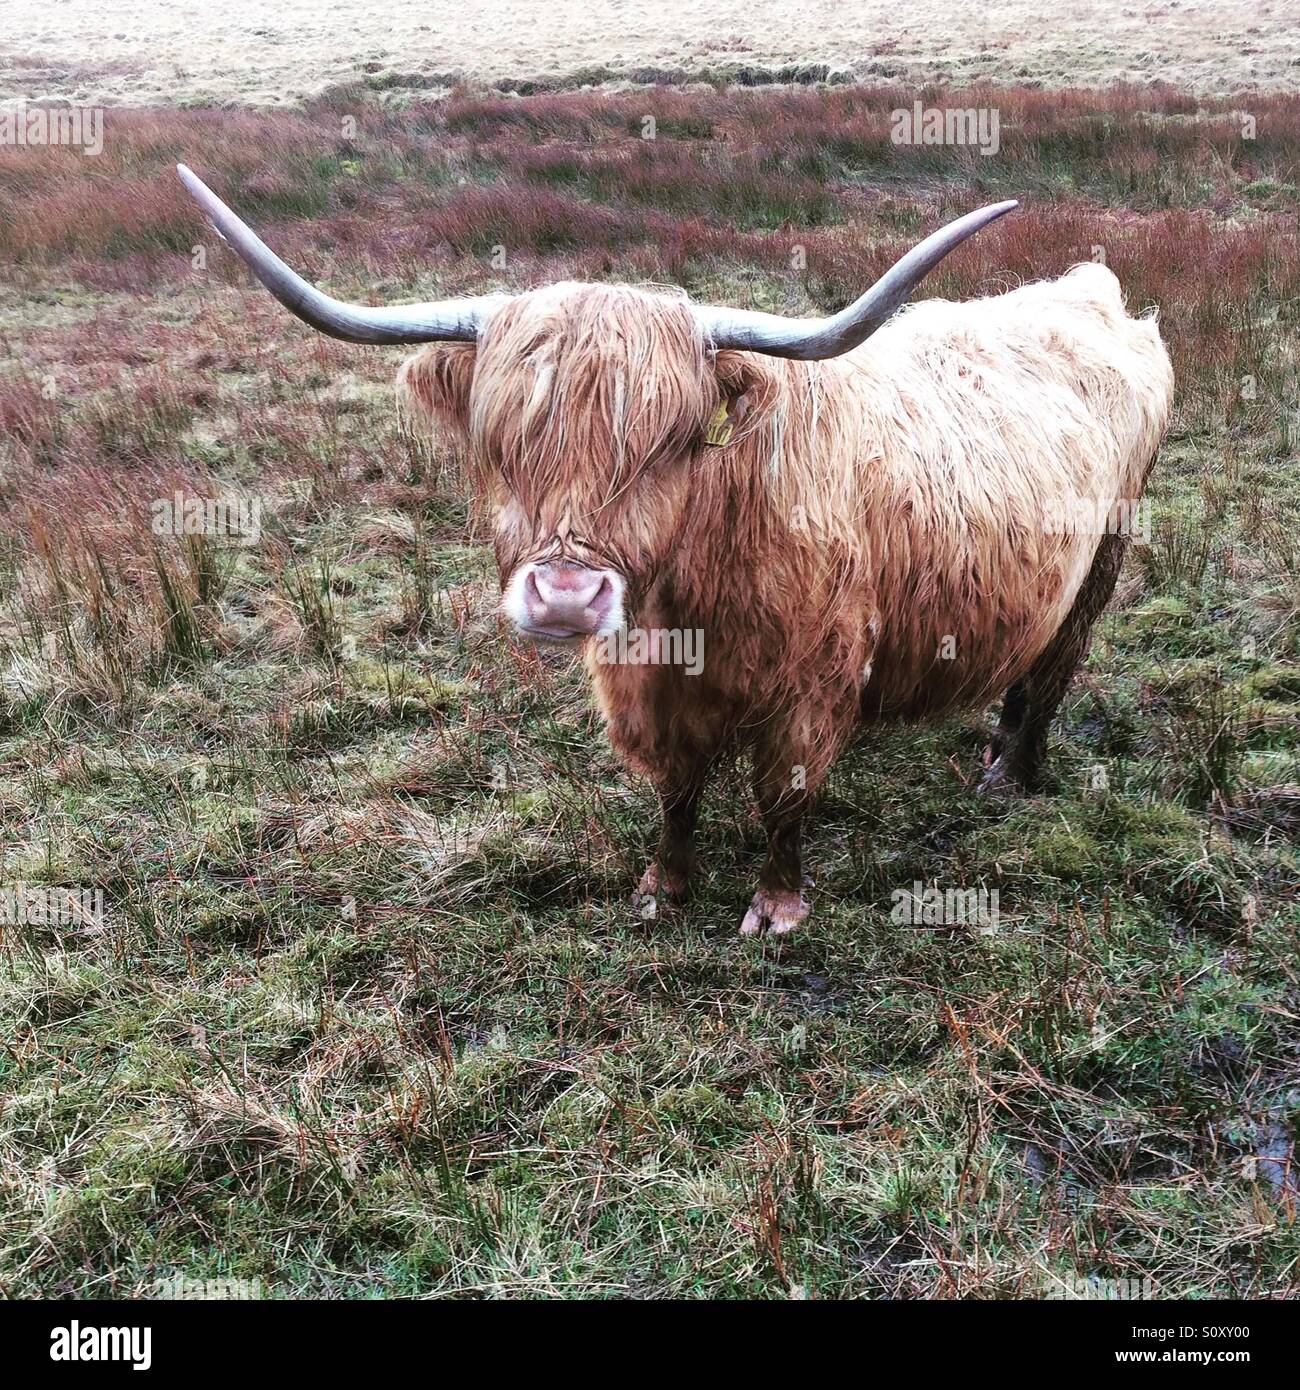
[0,82,1298,1298]
[5,0,1299,106]
[10,0,1300,105]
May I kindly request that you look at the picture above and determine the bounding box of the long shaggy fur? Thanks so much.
[399,265,1173,913]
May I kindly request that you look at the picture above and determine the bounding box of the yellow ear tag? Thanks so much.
[704,400,734,447]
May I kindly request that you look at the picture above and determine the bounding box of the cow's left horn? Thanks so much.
[695,200,1018,360]
[177,165,499,345]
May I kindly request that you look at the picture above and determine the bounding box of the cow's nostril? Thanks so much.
[588,577,612,613]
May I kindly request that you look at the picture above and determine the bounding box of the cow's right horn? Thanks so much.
[695,200,1018,361]
[177,165,500,345]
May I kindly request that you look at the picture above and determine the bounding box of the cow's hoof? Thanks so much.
[975,754,1035,798]
[739,888,809,937]
[633,864,686,920]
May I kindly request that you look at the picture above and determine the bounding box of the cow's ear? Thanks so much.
[708,350,781,448]
[397,342,477,437]
[702,392,749,446]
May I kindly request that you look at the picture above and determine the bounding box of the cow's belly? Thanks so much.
[861,523,1102,721]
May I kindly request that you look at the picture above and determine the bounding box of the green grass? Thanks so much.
[0,84,1297,1300]
[1,415,1295,1297]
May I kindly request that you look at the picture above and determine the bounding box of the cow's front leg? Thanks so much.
[634,770,707,916]
[738,652,867,936]
[740,756,813,937]
[600,662,726,920]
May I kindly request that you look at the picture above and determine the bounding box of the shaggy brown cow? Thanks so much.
[179,166,1173,936]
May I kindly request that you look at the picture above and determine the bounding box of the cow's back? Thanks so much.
[842,263,1173,719]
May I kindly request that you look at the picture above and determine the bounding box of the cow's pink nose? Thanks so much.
[520,561,618,637]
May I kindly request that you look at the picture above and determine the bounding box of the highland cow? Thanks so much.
[179,166,1173,936]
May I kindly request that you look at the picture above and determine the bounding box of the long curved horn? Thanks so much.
[695,200,1018,360]
[177,165,496,345]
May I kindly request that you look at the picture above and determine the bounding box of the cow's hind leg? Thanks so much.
[979,534,1126,795]
[984,680,1027,765]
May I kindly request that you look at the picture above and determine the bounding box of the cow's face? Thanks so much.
[401,283,732,642]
